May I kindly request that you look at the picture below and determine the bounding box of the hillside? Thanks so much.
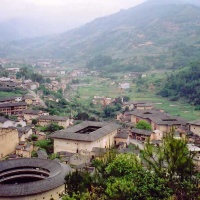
[2,0,200,71]
[158,61,200,105]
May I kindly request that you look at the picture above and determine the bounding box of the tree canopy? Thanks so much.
[63,131,200,200]
[135,120,152,131]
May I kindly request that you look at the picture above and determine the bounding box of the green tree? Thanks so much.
[46,78,51,83]
[122,96,130,102]
[135,120,152,131]
[142,133,200,199]
[32,118,38,125]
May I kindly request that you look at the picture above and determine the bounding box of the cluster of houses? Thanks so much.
[92,96,114,106]
[0,95,200,171]
[118,101,200,147]
[42,80,67,92]
[0,107,72,159]
[0,95,40,115]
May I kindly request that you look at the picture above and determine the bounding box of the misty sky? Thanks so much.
[0,0,144,35]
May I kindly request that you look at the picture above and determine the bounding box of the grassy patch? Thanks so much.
[77,73,200,121]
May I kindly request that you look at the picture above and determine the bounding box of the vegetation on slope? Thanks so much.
[158,61,200,105]
[2,1,200,72]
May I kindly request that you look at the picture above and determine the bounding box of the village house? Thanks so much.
[92,96,114,106]
[130,110,188,133]
[114,131,130,146]
[122,101,153,111]
[119,82,130,89]
[0,116,26,128]
[0,117,13,128]
[187,120,200,137]
[69,69,84,77]
[0,96,22,104]
[37,115,70,128]
[131,128,163,141]
[5,68,20,73]
[23,109,49,123]
[17,126,32,141]
[0,102,27,115]
[134,103,154,110]
[0,81,19,88]
[15,141,33,158]
[43,73,58,80]
[50,121,121,154]
[150,115,188,133]
[0,77,11,82]
[0,127,19,158]
[22,94,36,105]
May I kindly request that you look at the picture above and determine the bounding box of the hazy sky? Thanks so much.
[0,0,144,34]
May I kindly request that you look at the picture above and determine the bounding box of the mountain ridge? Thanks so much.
[1,0,200,71]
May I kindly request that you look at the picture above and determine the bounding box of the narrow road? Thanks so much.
[28,89,47,108]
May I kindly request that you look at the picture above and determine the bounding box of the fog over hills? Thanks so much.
[1,0,200,70]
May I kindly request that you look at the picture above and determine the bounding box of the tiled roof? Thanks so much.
[50,121,121,142]
[149,116,188,126]
[17,126,31,138]
[37,150,48,159]
[188,120,200,126]
[22,95,35,100]
[0,117,8,123]
[114,133,129,139]
[130,110,188,125]
[131,128,152,136]
[0,158,72,197]
[38,115,68,121]
[23,109,41,115]
[0,102,27,108]
[0,96,21,102]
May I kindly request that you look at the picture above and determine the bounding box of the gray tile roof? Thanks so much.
[17,126,31,138]
[188,120,200,126]
[130,110,188,125]
[50,121,121,142]
[0,96,21,102]
[0,102,27,108]
[37,150,48,159]
[22,95,35,100]
[114,133,129,139]
[149,116,188,126]
[0,117,8,123]
[23,109,41,115]
[0,158,72,197]
[131,128,152,136]
[38,115,68,121]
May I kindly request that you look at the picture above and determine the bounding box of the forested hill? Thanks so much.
[2,0,200,71]
[158,61,200,105]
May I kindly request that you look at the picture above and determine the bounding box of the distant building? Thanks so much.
[0,102,27,115]
[23,109,49,123]
[0,96,22,104]
[37,115,70,128]
[119,83,130,89]
[22,95,35,105]
[92,96,114,106]
[130,109,188,133]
